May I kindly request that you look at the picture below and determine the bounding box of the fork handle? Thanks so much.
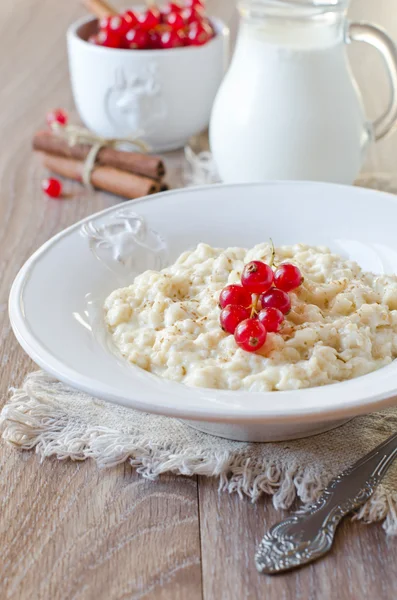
[255,431,397,574]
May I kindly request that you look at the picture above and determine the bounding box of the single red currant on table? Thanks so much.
[260,288,291,315]
[220,305,250,335]
[42,178,63,199]
[234,319,267,353]
[241,260,274,294]
[274,263,303,292]
[219,284,252,309]
[46,108,68,127]
[258,307,284,333]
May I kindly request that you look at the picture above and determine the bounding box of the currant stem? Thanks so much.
[269,238,276,268]
[250,294,259,318]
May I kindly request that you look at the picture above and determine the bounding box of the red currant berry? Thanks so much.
[159,27,185,48]
[107,15,131,36]
[234,319,267,353]
[148,25,169,49]
[186,20,212,45]
[46,108,68,127]
[123,10,138,28]
[148,26,161,49]
[219,284,252,309]
[124,28,149,49]
[137,8,161,30]
[162,2,182,17]
[220,305,250,335]
[165,11,186,30]
[97,29,122,48]
[99,16,111,30]
[42,178,63,198]
[274,263,303,292]
[258,307,284,333]
[260,288,291,315]
[186,0,204,8]
[241,260,274,294]
[108,15,122,33]
[180,7,204,24]
[177,28,188,45]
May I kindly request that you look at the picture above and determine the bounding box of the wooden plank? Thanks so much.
[198,477,397,600]
[0,454,202,600]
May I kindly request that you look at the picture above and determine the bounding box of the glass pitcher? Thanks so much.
[209,0,397,184]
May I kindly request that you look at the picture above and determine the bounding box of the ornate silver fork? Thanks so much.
[255,431,397,574]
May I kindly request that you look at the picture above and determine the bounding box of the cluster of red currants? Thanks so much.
[88,0,215,50]
[219,260,303,353]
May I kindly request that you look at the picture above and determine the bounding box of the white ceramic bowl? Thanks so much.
[9,182,397,442]
[67,15,229,152]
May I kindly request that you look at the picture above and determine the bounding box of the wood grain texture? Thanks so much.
[198,478,397,600]
[0,458,202,600]
[0,0,397,599]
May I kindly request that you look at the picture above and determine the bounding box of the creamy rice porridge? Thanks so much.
[104,243,397,391]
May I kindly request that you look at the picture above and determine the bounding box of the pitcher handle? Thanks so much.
[348,22,397,141]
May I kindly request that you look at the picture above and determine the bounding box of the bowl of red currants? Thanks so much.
[67,1,229,152]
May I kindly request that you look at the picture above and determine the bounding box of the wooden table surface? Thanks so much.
[1,1,397,599]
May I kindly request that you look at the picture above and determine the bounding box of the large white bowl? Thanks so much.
[9,182,397,442]
[67,15,229,152]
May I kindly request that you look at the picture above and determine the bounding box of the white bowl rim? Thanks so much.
[9,181,397,424]
[66,13,229,57]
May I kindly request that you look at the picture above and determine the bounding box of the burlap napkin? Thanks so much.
[1,370,396,534]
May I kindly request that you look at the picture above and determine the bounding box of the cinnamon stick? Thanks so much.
[41,153,161,199]
[81,0,118,18]
[33,131,165,180]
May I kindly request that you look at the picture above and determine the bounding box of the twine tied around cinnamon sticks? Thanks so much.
[50,122,149,189]
[33,123,168,199]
